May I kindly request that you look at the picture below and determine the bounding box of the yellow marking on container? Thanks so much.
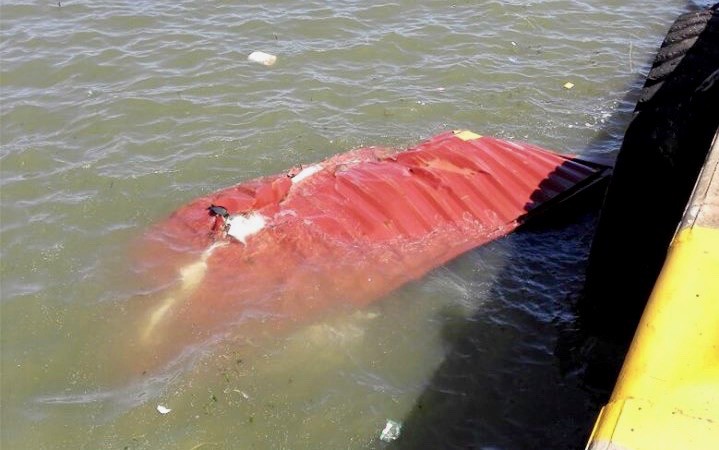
[453,130,483,141]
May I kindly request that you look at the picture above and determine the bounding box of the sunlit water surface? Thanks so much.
[1,1,707,449]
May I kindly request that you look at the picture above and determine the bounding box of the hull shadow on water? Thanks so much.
[388,178,607,450]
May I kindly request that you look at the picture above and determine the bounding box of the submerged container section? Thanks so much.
[132,130,606,360]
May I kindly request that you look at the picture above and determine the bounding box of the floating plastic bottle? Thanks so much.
[379,419,402,442]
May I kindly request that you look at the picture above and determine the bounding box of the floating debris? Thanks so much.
[379,419,402,442]
[248,51,277,66]
[563,82,575,89]
[156,405,172,415]
[233,389,250,400]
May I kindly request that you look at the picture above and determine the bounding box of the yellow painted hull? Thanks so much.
[586,127,719,449]
[586,227,719,449]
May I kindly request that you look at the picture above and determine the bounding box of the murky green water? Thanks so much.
[1,1,706,448]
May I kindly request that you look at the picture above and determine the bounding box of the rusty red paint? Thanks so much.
[132,131,604,351]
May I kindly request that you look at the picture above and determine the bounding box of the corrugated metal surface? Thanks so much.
[134,131,605,349]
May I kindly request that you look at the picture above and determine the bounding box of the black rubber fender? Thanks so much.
[581,3,719,344]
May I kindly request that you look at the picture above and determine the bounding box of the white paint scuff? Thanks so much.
[226,212,267,244]
[141,241,227,342]
[291,164,323,184]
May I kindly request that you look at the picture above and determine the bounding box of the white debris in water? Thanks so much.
[291,164,323,184]
[563,81,575,89]
[353,310,379,320]
[156,405,172,415]
[379,419,402,442]
[233,389,250,399]
[226,212,267,244]
[247,51,277,66]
